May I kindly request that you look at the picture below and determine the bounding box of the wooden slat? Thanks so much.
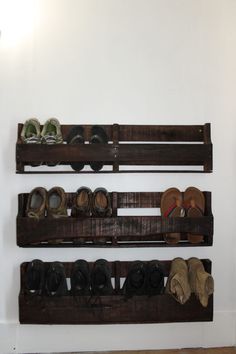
[19,260,213,324]
[16,123,212,173]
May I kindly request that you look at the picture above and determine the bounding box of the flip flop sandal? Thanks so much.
[184,187,205,244]
[160,188,185,244]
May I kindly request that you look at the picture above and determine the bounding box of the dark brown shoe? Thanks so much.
[71,187,92,217]
[26,187,47,218]
[91,188,112,217]
[46,187,68,219]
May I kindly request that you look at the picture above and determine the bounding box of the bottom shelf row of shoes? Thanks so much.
[19,258,214,324]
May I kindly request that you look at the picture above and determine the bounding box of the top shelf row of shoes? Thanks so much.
[16,122,213,174]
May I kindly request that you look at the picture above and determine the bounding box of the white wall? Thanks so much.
[0,0,236,352]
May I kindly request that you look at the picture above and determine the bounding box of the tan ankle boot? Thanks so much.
[165,258,191,304]
[187,257,214,307]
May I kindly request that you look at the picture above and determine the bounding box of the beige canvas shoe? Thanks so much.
[188,257,214,307]
[165,257,191,304]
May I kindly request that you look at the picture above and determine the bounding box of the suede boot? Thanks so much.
[165,257,191,304]
[187,257,214,307]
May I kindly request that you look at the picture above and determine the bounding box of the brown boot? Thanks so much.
[187,257,214,307]
[165,258,191,304]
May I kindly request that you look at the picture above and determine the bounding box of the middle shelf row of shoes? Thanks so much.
[17,188,213,247]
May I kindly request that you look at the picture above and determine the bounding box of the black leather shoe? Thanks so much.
[26,187,47,219]
[71,260,90,296]
[90,126,108,171]
[25,259,45,295]
[91,188,112,217]
[66,126,85,171]
[71,187,92,217]
[45,262,68,296]
[91,259,113,295]
[146,260,164,295]
[123,261,147,296]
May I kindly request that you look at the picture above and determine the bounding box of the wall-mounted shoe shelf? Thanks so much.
[17,191,213,247]
[16,123,212,173]
[19,259,213,325]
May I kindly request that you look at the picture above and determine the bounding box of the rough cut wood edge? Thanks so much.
[19,259,213,324]
[17,192,213,247]
[16,123,212,173]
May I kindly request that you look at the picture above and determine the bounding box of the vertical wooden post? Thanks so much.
[112,123,120,172]
[203,123,213,172]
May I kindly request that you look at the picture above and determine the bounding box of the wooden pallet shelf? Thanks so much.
[19,259,213,324]
[17,191,213,247]
[16,123,212,173]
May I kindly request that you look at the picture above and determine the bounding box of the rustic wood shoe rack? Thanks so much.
[17,191,213,247]
[19,259,213,324]
[17,123,214,324]
[16,123,212,173]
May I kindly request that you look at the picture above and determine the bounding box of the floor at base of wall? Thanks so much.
[58,348,236,354]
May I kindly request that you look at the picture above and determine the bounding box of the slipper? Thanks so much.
[165,258,191,305]
[160,187,185,244]
[184,187,205,244]
[188,258,214,307]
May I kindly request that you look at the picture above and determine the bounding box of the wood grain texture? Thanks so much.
[17,192,213,247]
[19,260,213,325]
[16,123,212,173]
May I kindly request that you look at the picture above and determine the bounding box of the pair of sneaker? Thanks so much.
[123,260,164,297]
[21,118,63,145]
[165,257,214,307]
[26,186,67,219]
[66,125,109,172]
[25,260,67,296]
[71,187,112,218]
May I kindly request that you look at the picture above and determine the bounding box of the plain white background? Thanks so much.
[0,0,236,352]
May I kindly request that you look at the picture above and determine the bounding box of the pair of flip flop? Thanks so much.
[161,187,205,244]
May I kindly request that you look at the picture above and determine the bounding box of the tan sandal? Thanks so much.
[184,187,205,243]
[161,188,185,244]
